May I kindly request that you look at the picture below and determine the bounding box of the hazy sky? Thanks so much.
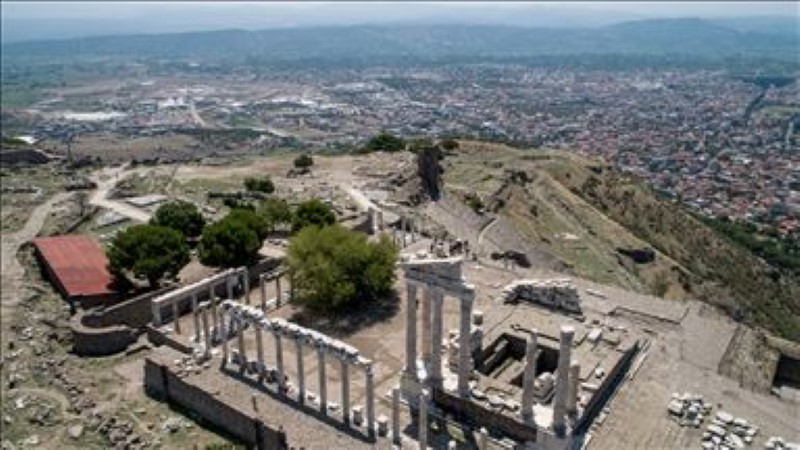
[2,1,797,42]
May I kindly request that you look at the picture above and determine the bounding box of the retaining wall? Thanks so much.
[144,357,287,449]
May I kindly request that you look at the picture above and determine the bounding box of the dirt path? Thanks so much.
[0,192,71,341]
[87,165,152,223]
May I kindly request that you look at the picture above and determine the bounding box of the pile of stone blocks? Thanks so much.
[765,436,799,450]
[667,392,711,428]
[501,279,581,313]
[700,408,761,449]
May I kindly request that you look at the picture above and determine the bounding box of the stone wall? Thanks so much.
[144,357,287,449]
[71,320,138,356]
[432,388,537,443]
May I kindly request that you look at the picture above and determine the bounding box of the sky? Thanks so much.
[2,1,797,42]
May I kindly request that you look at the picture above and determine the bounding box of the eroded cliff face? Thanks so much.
[417,145,443,201]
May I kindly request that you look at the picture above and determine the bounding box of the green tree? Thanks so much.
[151,200,206,238]
[439,138,459,151]
[287,225,398,312]
[294,153,314,169]
[107,224,189,287]
[198,216,261,268]
[244,176,275,194]
[259,198,293,233]
[362,132,406,153]
[292,199,336,232]
[227,208,270,241]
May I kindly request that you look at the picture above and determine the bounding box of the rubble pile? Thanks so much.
[501,279,581,313]
[666,392,712,428]
[765,436,800,450]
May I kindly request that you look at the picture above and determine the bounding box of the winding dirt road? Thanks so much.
[0,192,71,341]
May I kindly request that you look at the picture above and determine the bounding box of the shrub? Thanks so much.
[244,176,275,194]
[287,225,398,312]
[292,199,335,232]
[294,153,314,169]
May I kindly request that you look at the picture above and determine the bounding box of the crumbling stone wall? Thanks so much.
[144,357,286,449]
[432,388,537,443]
[71,319,138,356]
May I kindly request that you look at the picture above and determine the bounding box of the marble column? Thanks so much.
[255,325,265,380]
[478,427,489,450]
[521,330,538,424]
[152,303,162,327]
[295,338,305,404]
[275,332,285,392]
[341,360,350,425]
[220,307,229,364]
[236,317,247,374]
[209,285,219,339]
[419,390,430,450]
[201,305,211,359]
[318,348,327,414]
[260,274,267,311]
[458,294,474,398]
[405,283,418,379]
[192,294,201,342]
[421,289,432,372]
[392,387,401,445]
[431,289,444,387]
[366,365,375,437]
[552,326,575,435]
[567,360,581,416]
[243,271,250,304]
[226,275,234,301]
[172,301,181,334]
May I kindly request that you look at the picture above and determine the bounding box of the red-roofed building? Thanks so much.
[32,235,119,306]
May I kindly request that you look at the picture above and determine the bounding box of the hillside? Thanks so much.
[2,19,797,66]
[441,142,800,341]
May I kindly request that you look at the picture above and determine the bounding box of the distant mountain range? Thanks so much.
[2,18,798,65]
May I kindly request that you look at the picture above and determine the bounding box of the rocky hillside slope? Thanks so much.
[441,141,799,341]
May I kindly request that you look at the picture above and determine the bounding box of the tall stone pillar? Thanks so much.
[220,307,229,364]
[458,294,474,398]
[236,317,247,374]
[295,337,305,404]
[341,360,350,425]
[192,294,201,342]
[209,285,219,339]
[318,347,327,414]
[365,365,375,437]
[226,275,234,301]
[430,290,444,387]
[392,387,401,445]
[152,303,162,327]
[259,274,267,311]
[552,326,575,436]
[421,289,432,371]
[255,325,265,380]
[404,283,418,379]
[201,305,211,359]
[478,427,489,450]
[419,389,430,450]
[275,332,285,392]
[521,330,539,424]
[567,360,581,416]
[172,301,181,334]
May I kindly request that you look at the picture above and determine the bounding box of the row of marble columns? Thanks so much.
[405,281,474,398]
[152,268,246,342]
[220,301,376,437]
[257,271,285,311]
[392,216,419,247]
[519,326,580,435]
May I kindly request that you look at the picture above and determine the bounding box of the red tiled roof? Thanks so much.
[32,235,115,298]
